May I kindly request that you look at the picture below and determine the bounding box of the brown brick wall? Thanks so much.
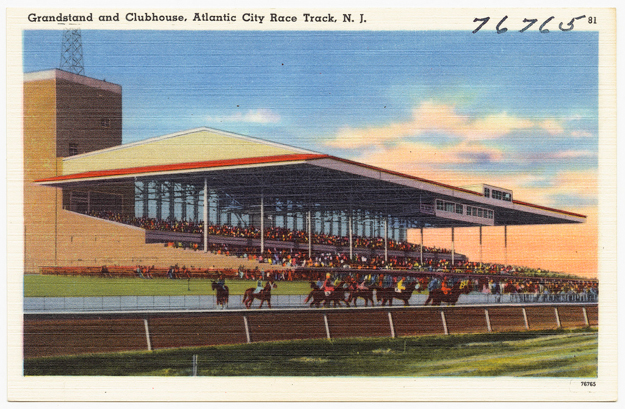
[24,78,61,272]
[23,72,129,272]
[55,78,122,157]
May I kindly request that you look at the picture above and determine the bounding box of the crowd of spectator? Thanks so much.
[230,268,597,296]
[88,210,586,281]
[87,211,450,253]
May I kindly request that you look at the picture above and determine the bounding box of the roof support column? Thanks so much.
[193,187,199,223]
[260,194,265,255]
[349,211,353,260]
[142,181,149,219]
[169,182,175,220]
[203,178,208,253]
[420,227,424,265]
[384,217,388,263]
[156,182,162,220]
[504,225,508,266]
[451,227,455,266]
[337,212,342,237]
[307,210,312,259]
[479,226,483,264]
[181,184,187,221]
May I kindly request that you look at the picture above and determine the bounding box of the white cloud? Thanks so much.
[325,101,560,150]
[549,150,596,159]
[207,109,281,124]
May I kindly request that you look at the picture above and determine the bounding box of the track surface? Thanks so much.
[23,303,597,358]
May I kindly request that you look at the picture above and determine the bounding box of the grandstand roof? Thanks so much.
[36,127,586,228]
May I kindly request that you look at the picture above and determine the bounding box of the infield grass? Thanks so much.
[24,329,597,377]
[24,274,313,297]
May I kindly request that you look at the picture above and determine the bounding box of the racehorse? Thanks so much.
[211,281,229,309]
[424,280,472,306]
[242,280,277,309]
[374,281,418,306]
[346,283,375,307]
[304,281,350,308]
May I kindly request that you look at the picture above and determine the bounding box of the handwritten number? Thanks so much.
[539,16,555,33]
[473,15,585,33]
[496,16,509,34]
[559,15,586,31]
[472,17,490,33]
[519,18,538,33]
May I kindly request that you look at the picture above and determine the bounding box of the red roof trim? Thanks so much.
[36,152,586,220]
[513,200,587,219]
[35,154,328,183]
[324,156,483,196]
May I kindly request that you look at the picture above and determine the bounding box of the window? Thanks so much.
[436,200,444,211]
[456,204,463,214]
[484,187,490,198]
[466,206,472,216]
[101,118,110,128]
[69,143,78,156]
[445,202,454,213]
[503,193,512,202]
[478,208,483,218]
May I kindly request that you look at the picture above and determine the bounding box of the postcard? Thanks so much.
[6,6,617,401]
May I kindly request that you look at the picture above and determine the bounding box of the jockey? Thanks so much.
[322,273,335,295]
[382,274,393,289]
[216,273,226,291]
[253,277,264,294]
[395,277,406,293]
[427,277,440,292]
[441,277,451,295]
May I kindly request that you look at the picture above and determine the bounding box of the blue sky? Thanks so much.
[23,30,598,210]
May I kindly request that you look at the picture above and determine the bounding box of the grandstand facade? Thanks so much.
[24,69,586,273]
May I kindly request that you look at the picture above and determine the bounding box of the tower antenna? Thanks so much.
[59,28,85,75]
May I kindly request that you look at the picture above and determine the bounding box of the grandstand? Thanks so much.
[24,69,586,277]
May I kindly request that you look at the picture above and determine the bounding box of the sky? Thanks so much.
[22,30,599,277]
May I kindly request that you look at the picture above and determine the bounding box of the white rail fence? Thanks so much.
[24,291,598,313]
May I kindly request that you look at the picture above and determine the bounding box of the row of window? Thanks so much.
[484,187,512,202]
[436,200,494,220]
[466,206,494,219]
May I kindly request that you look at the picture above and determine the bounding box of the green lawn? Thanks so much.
[24,329,597,377]
[24,274,314,297]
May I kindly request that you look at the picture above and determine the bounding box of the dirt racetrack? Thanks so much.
[23,303,598,358]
